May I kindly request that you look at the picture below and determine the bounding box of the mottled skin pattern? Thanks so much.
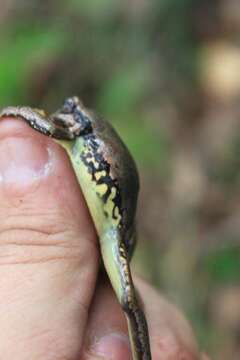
[0,97,152,360]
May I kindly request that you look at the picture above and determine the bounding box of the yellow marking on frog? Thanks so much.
[96,183,108,197]
[33,109,46,117]
[95,170,107,181]
[90,153,100,169]
[113,204,120,220]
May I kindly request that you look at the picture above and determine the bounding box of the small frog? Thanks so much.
[0,97,151,360]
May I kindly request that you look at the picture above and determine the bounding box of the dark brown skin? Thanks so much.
[91,116,140,252]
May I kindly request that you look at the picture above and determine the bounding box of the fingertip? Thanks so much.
[0,117,52,193]
[87,332,132,360]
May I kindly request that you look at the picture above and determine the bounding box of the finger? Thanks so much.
[81,275,203,360]
[82,273,131,360]
[0,117,98,359]
[136,277,199,359]
[201,354,212,360]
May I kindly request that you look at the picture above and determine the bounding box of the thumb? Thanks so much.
[0,116,98,359]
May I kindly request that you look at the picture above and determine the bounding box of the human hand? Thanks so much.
[0,117,210,359]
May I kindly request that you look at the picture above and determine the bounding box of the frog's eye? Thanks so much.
[62,96,79,113]
[74,109,92,135]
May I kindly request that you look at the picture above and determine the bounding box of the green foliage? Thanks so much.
[204,247,240,283]
[98,64,150,117]
[68,0,119,19]
[114,114,170,174]
[0,25,65,106]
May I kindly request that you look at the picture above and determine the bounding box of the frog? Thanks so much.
[0,97,152,360]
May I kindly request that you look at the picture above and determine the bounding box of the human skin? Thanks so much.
[0,117,211,359]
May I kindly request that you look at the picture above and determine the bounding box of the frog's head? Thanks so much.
[50,96,92,138]
[62,96,81,113]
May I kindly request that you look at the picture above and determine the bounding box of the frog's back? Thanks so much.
[85,114,139,252]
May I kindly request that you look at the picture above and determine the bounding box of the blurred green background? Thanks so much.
[1,1,240,358]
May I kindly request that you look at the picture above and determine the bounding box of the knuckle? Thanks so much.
[0,200,97,266]
[0,209,83,265]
